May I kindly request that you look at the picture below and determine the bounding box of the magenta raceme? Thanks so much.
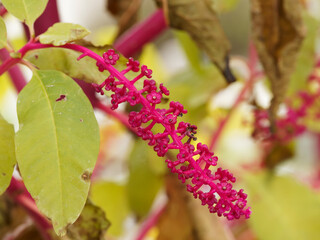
[90,49,251,220]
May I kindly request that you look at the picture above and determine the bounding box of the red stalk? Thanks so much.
[6,178,52,240]
[114,9,168,57]
[0,49,26,92]
[209,44,260,151]
[135,204,166,240]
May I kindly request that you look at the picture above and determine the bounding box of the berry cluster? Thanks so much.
[90,49,251,220]
[253,61,320,142]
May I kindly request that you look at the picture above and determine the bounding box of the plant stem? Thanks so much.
[0,49,27,92]
[208,74,257,151]
[7,178,52,240]
[135,203,166,240]
[114,9,168,57]
[208,44,259,151]
[0,4,7,17]
[1,41,212,180]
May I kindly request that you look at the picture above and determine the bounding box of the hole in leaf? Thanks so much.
[56,94,66,102]
[81,171,92,182]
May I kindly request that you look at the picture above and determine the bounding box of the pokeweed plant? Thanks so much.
[0,0,250,237]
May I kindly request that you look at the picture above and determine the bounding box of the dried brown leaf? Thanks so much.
[0,195,28,238]
[251,0,305,123]
[265,143,294,169]
[107,0,141,37]
[157,173,234,240]
[157,174,195,240]
[156,0,236,83]
[65,200,110,240]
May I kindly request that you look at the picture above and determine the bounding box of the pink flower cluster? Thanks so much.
[253,61,320,142]
[91,49,251,220]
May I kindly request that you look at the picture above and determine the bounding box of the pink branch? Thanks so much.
[209,44,260,151]
[209,74,257,151]
[0,49,27,92]
[135,204,166,240]
[114,9,167,57]
[0,4,7,17]
[7,178,52,240]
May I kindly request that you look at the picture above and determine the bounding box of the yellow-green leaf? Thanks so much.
[24,42,135,92]
[15,70,100,235]
[0,115,15,195]
[127,139,162,217]
[289,13,319,95]
[39,23,90,46]
[1,0,48,28]
[90,182,129,236]
[167,65,226,123]
[246,172,320,240]
[0,17,7,49]
[174,30,202,73]
[25,48,106,85]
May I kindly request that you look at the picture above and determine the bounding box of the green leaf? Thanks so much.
[289,13,319,95]
[24,43,135,94]
[15,70,100,235]
[90,182,129,236]
[0,115,16,195]
[127,140,163,217]
[167,65,226,123]
[66,200,110,240]
[39,23,90,46]
[25,48,106,85]
[174,30,202,73]
[1,0,48,28]
[0,17,7,49]
[246,172,320,240]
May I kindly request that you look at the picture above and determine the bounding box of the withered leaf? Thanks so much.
[0,195,28,238]
[157,174,195,240]
[157,173,234,240]
[264,142,294,169]
[65,200,110,240]
[107,0,142,37]
[251,0,305,123]
[155,0,236,83]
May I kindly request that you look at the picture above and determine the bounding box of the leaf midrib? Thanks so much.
[21,0,30,25]
[34,71,64,220]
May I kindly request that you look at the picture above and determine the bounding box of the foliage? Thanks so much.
[0,0,320,239]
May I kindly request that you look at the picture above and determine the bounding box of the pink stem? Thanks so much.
[209,44,259,151]
[0,4,7,17]
[114,9,168,57]
[7,178,52,240]
[208,76,255,151]
[1,42,224,187]
[0,49,27,92]
[135,204,166,240]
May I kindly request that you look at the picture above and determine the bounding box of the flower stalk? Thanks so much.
[0,41,251,220]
